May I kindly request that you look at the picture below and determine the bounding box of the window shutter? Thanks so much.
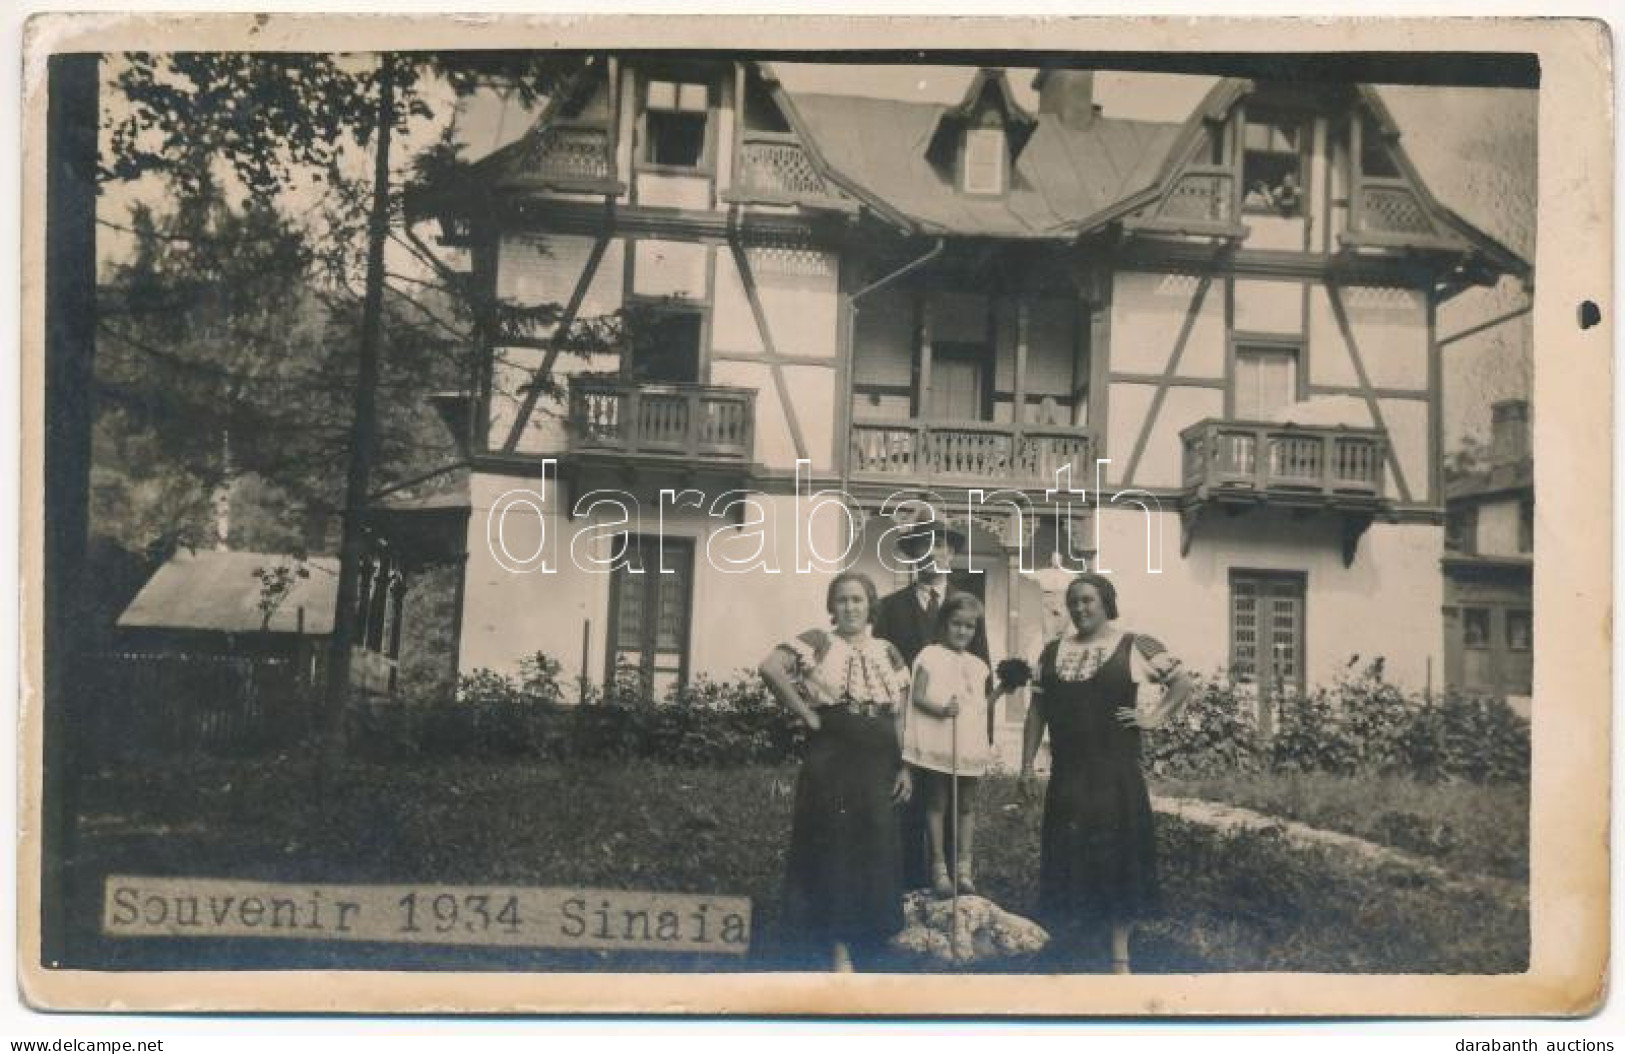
[962,128,1006,195]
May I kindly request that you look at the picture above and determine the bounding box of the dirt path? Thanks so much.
[1151,795,1524,897]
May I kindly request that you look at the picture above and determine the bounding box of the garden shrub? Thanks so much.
[347,657,806,767]
[349,652,1527,783]
[1145,673,1264,777]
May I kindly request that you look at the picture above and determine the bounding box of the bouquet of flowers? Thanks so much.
[995,657,1033,690]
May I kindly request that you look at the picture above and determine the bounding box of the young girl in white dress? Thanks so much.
[902,594,1014,897]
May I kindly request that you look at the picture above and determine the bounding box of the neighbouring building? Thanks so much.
[421,60,1529,732]
[1442,398,1533,709]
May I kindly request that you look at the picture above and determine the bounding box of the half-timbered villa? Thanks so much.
[425,59,1528,719]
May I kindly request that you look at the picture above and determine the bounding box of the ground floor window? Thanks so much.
[606,535,694,699]
[1230,569,1306,699]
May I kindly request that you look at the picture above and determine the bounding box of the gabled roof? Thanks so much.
[456,63,1529,279]
[118,550,340,636]
[792,92,1179,238]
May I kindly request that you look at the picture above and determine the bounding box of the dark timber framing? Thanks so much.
[1122,271,1215,486]
[728,238,810,461]
[1325,281,1414,503]
[499,201,616,453]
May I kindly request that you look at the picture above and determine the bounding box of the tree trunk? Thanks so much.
[320,54,395,793]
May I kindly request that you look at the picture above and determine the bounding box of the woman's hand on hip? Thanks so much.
[1017,770,1041,805]
[1115,706,1159,730]
[891,767,912,805]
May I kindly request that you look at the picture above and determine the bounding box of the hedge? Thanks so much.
[348,653,1528,783]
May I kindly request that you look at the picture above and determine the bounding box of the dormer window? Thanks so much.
[643,76,710,169]
[926,69,1033,197]
[962,123,1008,196]
[1242,108,1306,217]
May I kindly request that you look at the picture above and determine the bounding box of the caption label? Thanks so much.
[103,876,751,954]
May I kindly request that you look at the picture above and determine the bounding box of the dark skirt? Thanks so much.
[1037,749,1161,931]
[781,709,905,957]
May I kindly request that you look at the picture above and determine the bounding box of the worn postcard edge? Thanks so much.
[14,11,1614,1018]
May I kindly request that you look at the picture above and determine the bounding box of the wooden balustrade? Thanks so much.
[532,120,615,184]
[850,419,1092,488]
[568,378,755,462]
[1180,419,1387,499]
[735,131,832,200]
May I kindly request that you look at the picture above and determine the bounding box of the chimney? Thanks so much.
[1490,399,1531,464]
[1033,69,1098,130]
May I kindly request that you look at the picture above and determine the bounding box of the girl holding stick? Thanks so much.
[902,594,1015,898]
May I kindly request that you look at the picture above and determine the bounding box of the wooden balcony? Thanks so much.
[850,418,1093,490]
[567,378,755,464]
[1180,418,1390,564]
[727,131,853,210]
[527,119,616,188]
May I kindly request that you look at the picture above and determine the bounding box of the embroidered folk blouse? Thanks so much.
[781,626,911,709]
[1039,630,1182,687]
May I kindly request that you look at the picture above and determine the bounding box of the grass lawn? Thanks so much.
[61,755,1527,974]
[1151,771,1529,881]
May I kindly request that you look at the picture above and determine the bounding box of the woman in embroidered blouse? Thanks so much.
[759,571,913,972]
[1018,573,1194,974]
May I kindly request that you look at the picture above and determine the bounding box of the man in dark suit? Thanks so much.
[871,519,990,891]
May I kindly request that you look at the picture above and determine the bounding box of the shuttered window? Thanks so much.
[962,128,1007,195]
[607,535,694,699]
[1230,570,1306,696]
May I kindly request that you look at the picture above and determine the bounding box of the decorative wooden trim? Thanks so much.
[1111,242,1441,289]
[731,63,746,201]
[1123,273,1215,486]
[1223,274,1236,418]
[852,382,912,398]
[835,251,855,481]
[1110,372,1226,389]
[1082,268,1111,459]
[503,198,841,246]
[1306,384,1430,401]
[1426,286,1442,506]
[1013,298,1029,429]
[1321,114,1337,255]
[699,242,717,382]
[1300,277,1313,398]
[1325,282,1414,503]
[711,350,838,368]
[500,205,615,454]
[728,238,809,462]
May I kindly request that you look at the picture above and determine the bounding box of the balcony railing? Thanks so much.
[734,131,833,201]
[850,418,1092,489]
[567,378,755,462]
[1181,419,1387,501]
[529,120,615,185]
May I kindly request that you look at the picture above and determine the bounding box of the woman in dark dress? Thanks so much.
[1018,573,1194,973]
[759,571,912,971]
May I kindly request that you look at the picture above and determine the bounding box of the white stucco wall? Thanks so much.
[1091,505,1444,690]
[459,474,847,688]
[460,472,1445,696]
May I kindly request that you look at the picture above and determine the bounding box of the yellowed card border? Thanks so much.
[17,12,1613,1017]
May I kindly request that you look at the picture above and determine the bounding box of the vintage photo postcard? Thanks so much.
[17,12,1612,1016]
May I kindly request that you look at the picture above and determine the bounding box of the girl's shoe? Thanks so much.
[931,865,954,898]
[1111,955,1132,975]
[955,872,977,896]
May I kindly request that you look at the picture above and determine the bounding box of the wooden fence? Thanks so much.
[85,651,317,759]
